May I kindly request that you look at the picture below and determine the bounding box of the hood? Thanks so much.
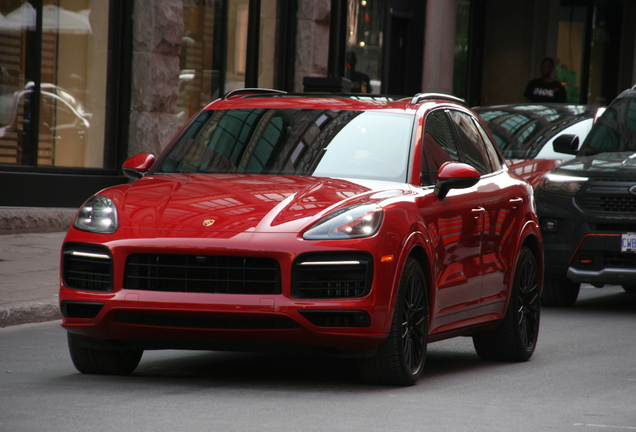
[105,174,410,234]
[553,152,636,178]
[507,159,562,187]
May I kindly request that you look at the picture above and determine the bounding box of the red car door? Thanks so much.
[420,110,484,334]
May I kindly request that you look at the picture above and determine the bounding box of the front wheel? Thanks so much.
[541,276,580,307]
[473,247,540,362]
[67,333,143,375]
[358,257,428,386]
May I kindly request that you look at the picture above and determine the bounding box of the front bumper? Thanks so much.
[59,229,399,354]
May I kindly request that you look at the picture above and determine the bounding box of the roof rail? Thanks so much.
[410,93,465,105]
[222,88,287,99]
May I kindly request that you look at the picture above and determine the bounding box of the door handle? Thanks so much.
[472,207,485,219]
[509,197,523,209]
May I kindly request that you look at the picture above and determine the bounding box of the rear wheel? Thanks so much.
[67,333,143,375]
[541,276,580,307]
[358,257,428,386]
[473,247,540,362]
[622,284,636,294]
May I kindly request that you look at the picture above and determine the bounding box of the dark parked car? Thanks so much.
[535,85,636,306]
[60,89,542,385]
[474,104,601,186]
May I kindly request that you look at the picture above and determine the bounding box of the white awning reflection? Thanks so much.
[0,3,91,34]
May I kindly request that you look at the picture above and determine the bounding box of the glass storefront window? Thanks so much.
[0,0,109,168]
[258,0,277,89]
[178,0,251,128]
[0,1,28,165]
[345,0,386,94]
[557,5,587,104]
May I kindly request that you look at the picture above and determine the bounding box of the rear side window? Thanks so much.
[448,110,492,175]
[422,110,461,185]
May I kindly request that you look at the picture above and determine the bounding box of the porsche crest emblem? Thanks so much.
[202,219,215,227]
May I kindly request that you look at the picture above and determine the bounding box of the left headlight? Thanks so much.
[73,195,118,234]
[303,203,384,240]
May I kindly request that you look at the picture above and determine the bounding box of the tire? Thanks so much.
[358,257,428,386]
[473,247,540,362]
[622,284,636,294]
[67,333,143,375]
[541,276,580,307]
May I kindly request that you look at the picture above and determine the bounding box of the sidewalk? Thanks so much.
[0,231,66,327]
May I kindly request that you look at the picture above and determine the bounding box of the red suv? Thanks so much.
[60,90,542,385]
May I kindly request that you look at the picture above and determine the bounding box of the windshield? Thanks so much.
[156,108,414,182]
[579,95,636,156]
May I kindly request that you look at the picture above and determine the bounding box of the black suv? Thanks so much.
[535,84,636,306]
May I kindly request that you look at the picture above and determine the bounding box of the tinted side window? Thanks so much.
[579,96,636,155]
[449,110,492,175]
[422,110,461,185]
[474,120,503,171]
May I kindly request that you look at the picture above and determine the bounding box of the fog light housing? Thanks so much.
[541,219,559,232]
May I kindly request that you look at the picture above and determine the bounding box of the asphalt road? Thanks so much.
[1,285,635,432]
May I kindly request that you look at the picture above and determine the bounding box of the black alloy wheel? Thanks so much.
[359,257,428,385]
[473,247,540,362]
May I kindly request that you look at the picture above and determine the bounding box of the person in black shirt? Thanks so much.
[345,52,371,94]
[524,57,567,103]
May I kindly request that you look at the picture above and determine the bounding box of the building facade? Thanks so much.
[1,0,635,209]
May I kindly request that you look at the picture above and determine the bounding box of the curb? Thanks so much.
[0,207,76,235]
[0,300,61,328]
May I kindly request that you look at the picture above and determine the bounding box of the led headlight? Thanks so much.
[303,204,383,240]
[73,195,118,234]
[538,173,588,196]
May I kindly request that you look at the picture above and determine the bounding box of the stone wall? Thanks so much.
[128,0,184,157]
[294,0,331,92]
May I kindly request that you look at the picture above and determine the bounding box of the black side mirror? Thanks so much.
[553,134,579,155]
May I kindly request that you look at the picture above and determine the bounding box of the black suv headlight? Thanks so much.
[538,173,588,196]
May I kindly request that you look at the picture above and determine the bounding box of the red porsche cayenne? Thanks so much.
[60,90,543,385]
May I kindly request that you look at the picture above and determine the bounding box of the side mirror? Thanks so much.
[553,134,579,155]
[122,153,155,179]
[434,162,481,200]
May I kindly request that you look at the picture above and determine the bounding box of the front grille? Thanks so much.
[114,312,299,329]
[291,252,373,299]
[594,223,636,232]
[63,244,113,292]
[124,254,281,294]
[576,178,636,214]
[577,195,636,213]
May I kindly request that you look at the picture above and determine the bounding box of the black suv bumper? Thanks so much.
[537,185,636,287]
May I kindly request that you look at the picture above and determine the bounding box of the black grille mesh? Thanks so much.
[124,254,281,294]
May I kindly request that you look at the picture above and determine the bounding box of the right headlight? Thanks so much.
[73,195,118,234]
[303,204,384,240]
[538,173,588,196]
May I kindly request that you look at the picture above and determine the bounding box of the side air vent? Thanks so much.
[63,244,113,292]
[291,252,373,299]
[60,301,104,319]
[299,310,370,327]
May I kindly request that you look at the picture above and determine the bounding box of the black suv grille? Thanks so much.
[125,254,281,294]
[576,178,636,214]
[291,252,373,299]
[63,244,113,292]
